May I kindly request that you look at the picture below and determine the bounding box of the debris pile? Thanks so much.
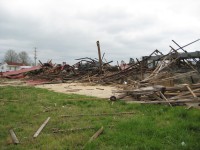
[1,39,200,107]
[101,39,200,84]
[109,39,200,106]
[1,66,41,79]
[24,57,117,85]
[111,83,200,106]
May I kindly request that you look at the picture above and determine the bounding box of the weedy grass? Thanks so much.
[0,86,199,150]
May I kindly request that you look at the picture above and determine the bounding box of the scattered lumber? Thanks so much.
[186,85,197,98]
[52,126,96,133]
[33,117,51,138]
[88,126,104,143]
[9,129,19,144]
[60,112,135,118]
[83,126,104,149]
[112,83,200,106]
[1,40,200,107]
[159,91,172,107]
[126,98,200,104]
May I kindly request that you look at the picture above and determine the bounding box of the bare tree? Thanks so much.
[4,49,19,63]
[18,51,31,65]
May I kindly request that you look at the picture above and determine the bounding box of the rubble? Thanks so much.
[109,39,200,106]
[1,39,200,107]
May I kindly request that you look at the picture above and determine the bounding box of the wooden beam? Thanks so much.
[33,117,50,138]
[88,126,104,143]
[96,41,102,73]
[186,85,197,98]
[159,91,172,107]
[83,126,104,149]
[170,88,200,100]
[126,98,200,104]
[52,126,95,133]
[61,112,134,118]
[9,129,19,144]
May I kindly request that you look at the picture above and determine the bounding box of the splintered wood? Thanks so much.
[111,83,200,106]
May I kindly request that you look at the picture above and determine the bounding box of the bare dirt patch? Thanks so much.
[0,79,121,98]
[36,83,121,98]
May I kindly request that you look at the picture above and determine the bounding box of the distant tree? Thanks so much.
[4,49,19,63]
[18,51,31,65]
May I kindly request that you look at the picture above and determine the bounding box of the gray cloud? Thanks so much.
[0,0,200,64]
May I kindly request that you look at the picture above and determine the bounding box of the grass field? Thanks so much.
[0,86,200,150]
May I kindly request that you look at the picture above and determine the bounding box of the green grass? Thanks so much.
[0,86,200,150]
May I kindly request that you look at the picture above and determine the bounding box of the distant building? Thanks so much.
[0,62,26,72]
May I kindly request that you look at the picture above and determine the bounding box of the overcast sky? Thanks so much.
[0,0,200,65]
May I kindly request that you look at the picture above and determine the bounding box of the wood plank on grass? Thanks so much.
[61,112,135,117]
[9,129,19,144]
[88,126,104,143]
[33,117,50,138]
[83,126,104,149]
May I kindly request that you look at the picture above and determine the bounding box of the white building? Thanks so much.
[0,62,26,72]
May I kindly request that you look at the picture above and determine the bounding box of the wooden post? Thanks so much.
[96,41,102,73]
[141,60,144,80]
[9,129,19,144]
[33,117,50,138]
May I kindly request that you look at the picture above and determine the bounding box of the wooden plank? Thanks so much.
[61,112,135,118]
[152,93,164,101]
[96,88,104,90]
[33,117,50,138]
[159,91,172,107]
[83,126,104,149]
[9,129,19,144]
[52,126,96,133]
[164,92,180,96]
[64,98,107,101]
[88,126,104,143]
[126,98,200,104]
[186,85,197,98]
[170,88,200,100]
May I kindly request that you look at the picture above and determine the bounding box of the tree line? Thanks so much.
[4,49,32,65]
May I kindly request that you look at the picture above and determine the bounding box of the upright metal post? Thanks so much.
[96,41,102,73]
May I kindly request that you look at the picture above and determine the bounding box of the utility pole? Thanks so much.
[34,47,37,66]
[96,41,102,73]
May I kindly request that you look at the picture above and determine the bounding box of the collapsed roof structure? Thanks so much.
[1,39,200,107]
